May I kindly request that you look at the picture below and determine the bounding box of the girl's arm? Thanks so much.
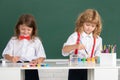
[94,37,102,62]
[30,38,46,65]
[62,44,85,53]
[4,54,12,61]
[4,54,20,63]
[94,37,102,57]
[62,32,85,56]
[62,44,77,53]
[36,57,45,63]
[30,57,45,65]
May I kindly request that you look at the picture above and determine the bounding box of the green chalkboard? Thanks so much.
[0,0,120,59]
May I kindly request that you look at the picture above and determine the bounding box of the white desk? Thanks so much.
[0,60,119,80]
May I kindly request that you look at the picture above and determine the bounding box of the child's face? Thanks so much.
[19,24,33,36]
[83,22,96,34]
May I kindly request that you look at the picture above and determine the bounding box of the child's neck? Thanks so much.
[84,31,92,35]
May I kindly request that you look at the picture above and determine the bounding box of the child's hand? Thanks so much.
[29,59,38,66]
[11,56,20,63]
[76,44,85,50]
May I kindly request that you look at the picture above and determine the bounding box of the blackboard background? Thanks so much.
[0,0,120,59]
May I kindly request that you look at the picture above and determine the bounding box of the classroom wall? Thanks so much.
[0,0,120,59]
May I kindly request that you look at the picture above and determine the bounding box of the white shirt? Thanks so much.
[62,32,102,58]
[2,37,46,61]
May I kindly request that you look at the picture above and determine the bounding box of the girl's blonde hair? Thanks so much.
[75,9,102,38]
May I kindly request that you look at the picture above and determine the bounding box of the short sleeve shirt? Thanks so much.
[62,32,102,58]
[2,37,46,61]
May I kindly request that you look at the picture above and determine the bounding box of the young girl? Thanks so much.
[62,9,102,80]
[2,14,46,80]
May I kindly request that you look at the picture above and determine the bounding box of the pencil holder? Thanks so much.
[100,53,116,66]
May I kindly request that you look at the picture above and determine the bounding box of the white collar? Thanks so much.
[81,32,93,38]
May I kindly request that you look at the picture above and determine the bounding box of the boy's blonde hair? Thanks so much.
[75,9,102,38]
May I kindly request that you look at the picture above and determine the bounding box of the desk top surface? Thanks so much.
[0,60,120,69]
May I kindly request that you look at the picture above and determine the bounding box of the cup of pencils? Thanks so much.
[100,44,117,66]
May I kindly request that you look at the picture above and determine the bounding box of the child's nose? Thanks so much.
[23,31,28,34]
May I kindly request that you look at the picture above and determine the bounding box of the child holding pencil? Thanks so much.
[62,9,102,80]
[2,14,46,80]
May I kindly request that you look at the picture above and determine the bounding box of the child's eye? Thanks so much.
[27,29,32,31]
[85,23,91,26]
[92,24,96,28]
[21,28,25,30]
[85,22,96,27]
